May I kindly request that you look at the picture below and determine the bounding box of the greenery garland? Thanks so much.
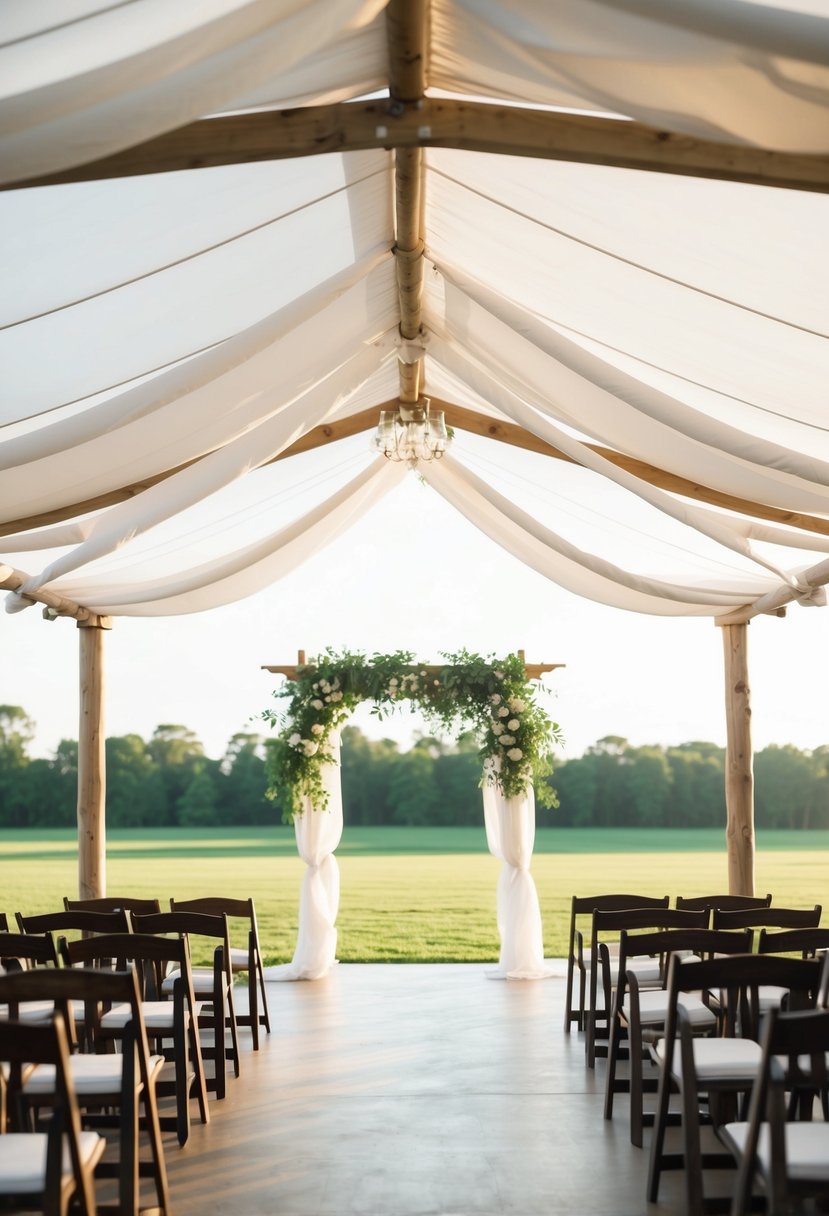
[263,648,562,821]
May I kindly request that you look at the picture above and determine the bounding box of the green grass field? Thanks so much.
[2,827,826,964]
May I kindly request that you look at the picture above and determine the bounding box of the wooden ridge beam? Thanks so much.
[7,99,829,194]
[5,400,829,541]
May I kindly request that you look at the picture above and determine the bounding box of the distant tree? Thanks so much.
[105,734,164,827]
[177,763,221,827]
[387,747,441,826]
[755,744,817,830]
[148,724,205,824]
[221,732,272,824]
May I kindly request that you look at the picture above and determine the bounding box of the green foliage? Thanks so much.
[261,648,562,821]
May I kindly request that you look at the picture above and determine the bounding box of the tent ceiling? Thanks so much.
[1,0,829,627]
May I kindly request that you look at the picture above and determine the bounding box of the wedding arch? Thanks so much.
[261,648,562,981]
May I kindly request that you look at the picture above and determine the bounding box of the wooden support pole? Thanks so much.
[720,622,755,896]
[77,619,110,899]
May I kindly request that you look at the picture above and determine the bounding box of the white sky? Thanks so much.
[3,444,828,765]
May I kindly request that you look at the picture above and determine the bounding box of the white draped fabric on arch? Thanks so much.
[2,0,829,958]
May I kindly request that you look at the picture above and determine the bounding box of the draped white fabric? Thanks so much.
[2,3,829,623]
[482,775,550,980]
[265,734,344,982]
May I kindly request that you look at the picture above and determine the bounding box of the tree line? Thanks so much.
[0,705,827,830]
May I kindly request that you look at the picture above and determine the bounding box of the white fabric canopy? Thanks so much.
[2,1,828,627]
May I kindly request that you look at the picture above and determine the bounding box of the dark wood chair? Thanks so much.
[64,896,161,915]
[0,932,61,1023]
[603,921,752,1146]
[757,926,829,959]
[719,1001,829,1216]
[711,904,822,938]
[0,965,171,1214]
[563,893,669,1035]
[64,931,209,1146]
[0,1011,104,1216]
[585,900,675,1067]
[133,909,241,1099]
[171,896,271,1048]
[16,909,133,938]
[647,953,821,1214]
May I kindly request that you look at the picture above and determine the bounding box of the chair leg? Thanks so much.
[255,953,271,1034]
[226,989,241,1078]
[141,1071,171,1214]
[647,1049,674,1202]
[188,1014,210,1128]
[604,1007,621,1120]
[564,957,575,1034]
[248,964,260,1051]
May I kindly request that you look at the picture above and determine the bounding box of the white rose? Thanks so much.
[330,691,343,702]
[490,694,501,705]
[389,677,399,687]
[331,678,340,690]
[310,723,324,736]
[288,732,302,747]
[494,670,505,680]
[491,722,504,736]
[509,697,526,713]
[302,740,318,756]
[320,681,331,693]
[324,695,332,703]
[311,699,324,710]
[498,706,510,718]
[507,719,520,731]
[507,747,523,761]
[500,735,515,746]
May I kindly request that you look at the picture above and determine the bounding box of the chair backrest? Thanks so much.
[0,913,7,932]
[567,893,670,958]
[711,905,822,933]
[675,893,772,913]
[17,909,133,937]
[0,930,60,970]
[617,925,753,994]
[132,911,232,984]
[64,896,161,915]
[0,1011,97,1213]
[63,932,196,1006]
[665,952,821,1044]
[757,927,829,959]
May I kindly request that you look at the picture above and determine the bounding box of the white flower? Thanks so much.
[311,699,324,710]
[320,680,331,693]
[490,694,502,705]
[389,677,399,687]
[324,695,332,703]
[500,735,515,746]
[497,706,510,718]
[491,722,504,736]
[288,732,302,747]
[433,679,440,686]
[507,747,523,761]
[312,683,319,692]
[330,691,343,702]
[420,670,427,677]
[302,739,318,756]
[331,678,340,690]
[310,723,324,736]
[509,697,526,713]
[494,670,505,680]
[507,718,520,731]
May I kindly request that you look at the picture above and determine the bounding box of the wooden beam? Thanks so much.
[77,620,108,899]
[716,554,829,625]
[6,400,829,542]
[721,623,755,896]
[263,660,564,682]
[7,99,829,194]
[0,562,111,625]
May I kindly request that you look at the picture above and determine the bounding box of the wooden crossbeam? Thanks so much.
[6,98,828,194]
[263,649,563,683]
[5,399,829,541]
[0,563,110,626]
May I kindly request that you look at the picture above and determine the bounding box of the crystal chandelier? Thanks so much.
[373,398,450,468]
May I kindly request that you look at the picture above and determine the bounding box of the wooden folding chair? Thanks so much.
[133,910,241,1099]
[675,893,772,918]
[604,922,751,1146]
[0,1012,104,1216]
[64,931,209,1146]
[563,893,669,1035]
[0,932,61,1023]
[647,953,821,1214]
[171,896,271,1048]
[719,1001,829,1215]
[711,904,822,939]
[0,965,171,1215]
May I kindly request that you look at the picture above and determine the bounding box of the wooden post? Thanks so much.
[77,618,110,899]
[720,622,755,896]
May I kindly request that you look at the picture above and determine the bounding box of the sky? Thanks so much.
[3,451,829,768]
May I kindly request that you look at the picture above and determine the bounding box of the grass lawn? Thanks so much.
[1,826,826,963]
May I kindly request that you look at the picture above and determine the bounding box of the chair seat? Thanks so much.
[623,991,717,1029]
[161,967,214,994]
[611,957,662,986]
[23,1052,164,1096]
[758,984,789,1011]
[656,1034,763,1081]
[102,1000,199,1030]
[722,1121,829,1182]
[0,1000,56,1022]
[0,1131,104,1193]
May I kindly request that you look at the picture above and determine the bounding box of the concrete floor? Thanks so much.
[161,964,707,1216]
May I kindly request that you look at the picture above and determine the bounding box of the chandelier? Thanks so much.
[373,398,450,468]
